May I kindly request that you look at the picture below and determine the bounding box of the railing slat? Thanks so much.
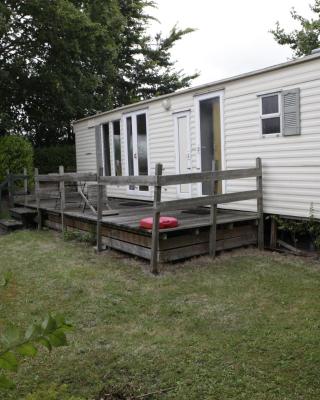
[35,167,260,185]
[11,174,28,180]
[157,190,258,212]
[99,175,157,186]
[36,173,97,182]
[158,168,260,186]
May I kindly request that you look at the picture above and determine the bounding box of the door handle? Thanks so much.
[133,153,137,159]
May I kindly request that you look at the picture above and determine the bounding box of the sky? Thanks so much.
[148,0,315,86]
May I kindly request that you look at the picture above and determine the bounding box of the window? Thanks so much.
[260,94,281,135]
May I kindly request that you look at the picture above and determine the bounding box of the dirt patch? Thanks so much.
[96,385,136,400]
[96,382,176,400]
[97,392,127,400]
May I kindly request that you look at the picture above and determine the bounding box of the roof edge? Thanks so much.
[73,52,320,125]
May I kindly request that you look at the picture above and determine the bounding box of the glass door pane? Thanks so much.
[112,120,122,176]
[136,113,148,191]
[126,116,135,190]
[103,123,111,176]
[199,97,220,195]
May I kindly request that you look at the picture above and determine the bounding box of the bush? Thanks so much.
[63,229,96,245]
[0,136,33,181]
[34,145,76,174]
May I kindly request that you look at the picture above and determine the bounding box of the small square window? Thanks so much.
[260,93,281,135]
[262,95,279,115]
[262,117,281,135]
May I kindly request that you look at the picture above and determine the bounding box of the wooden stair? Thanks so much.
[9,207,38,228]
[0,207,38,234]
[0,219,24,234]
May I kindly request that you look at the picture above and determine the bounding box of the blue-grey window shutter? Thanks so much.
[281,88,300,136]
[95,125,103,173]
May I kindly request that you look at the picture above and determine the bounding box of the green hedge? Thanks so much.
[0,136,34,181]
[34,145,76,174]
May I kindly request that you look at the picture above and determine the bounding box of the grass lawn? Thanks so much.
[0,230,320,399]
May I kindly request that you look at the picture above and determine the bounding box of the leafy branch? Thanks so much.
[0,314,73,390]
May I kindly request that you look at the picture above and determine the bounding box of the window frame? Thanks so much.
[101,122,111,176]
[260,92,282,137]
[110,119,122,177]
[101,119,122,177]
[123,109,150,195]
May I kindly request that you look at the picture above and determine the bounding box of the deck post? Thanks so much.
[23,167,28,206]
[270,216,277,249]
[7,170,14,208]
[104,177,110,211]
[59,165,65,235]
[209,161,218,257]
[256,157,264,250]
[35,168,42,230]
[150,163,163,274]
[96,167,103,252]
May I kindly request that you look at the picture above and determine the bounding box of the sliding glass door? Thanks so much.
[196,91,223,195]
[102,120,122,177]
[124,110,149,193]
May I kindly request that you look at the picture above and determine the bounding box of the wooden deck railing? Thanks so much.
[97,157,263,273]
[34,158,263,274]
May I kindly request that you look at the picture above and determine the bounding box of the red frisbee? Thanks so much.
[140,216,178,229]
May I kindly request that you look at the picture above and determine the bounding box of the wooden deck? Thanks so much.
[15,197,259,263]
[8,160,263,271]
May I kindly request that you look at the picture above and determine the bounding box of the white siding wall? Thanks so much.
[223,59,320,219]
[74,57,320,218]
[74,94,199,201]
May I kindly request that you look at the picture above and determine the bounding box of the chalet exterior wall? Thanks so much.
[74,55,320,219]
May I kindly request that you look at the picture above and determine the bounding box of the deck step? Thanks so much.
[0,219,24,233]
[10,207,37,218]
[9,207,38,228]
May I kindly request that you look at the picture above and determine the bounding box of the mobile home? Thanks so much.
[73,51,320,220]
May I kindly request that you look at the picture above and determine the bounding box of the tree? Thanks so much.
[0,135,33,181]
[0,1,197,146]
[114,0,198,106]
[271,0,320,57]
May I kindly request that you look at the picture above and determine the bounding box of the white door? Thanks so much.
[124,110,149,194]
[174,111,191,197]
